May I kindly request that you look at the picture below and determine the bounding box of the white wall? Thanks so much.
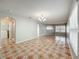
[15,17,38,43]
[15,17,48,43]
[0,15,49,44]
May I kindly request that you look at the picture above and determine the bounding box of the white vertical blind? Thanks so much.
[69,2,78,56]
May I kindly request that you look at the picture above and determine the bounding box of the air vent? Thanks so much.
[76,0,78,2]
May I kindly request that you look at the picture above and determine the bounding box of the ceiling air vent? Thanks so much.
[76,0,78,2]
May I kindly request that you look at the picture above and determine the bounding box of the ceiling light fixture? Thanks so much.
[38,14,47,22]
[35,11,49,22]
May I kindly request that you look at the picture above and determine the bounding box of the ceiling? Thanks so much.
[0,0,74,25]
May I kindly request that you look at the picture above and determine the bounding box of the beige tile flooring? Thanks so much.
[0,36,72,59]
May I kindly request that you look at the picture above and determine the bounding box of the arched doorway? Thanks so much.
[0,16,16,47]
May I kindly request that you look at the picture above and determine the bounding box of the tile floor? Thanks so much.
[0,36,72,59]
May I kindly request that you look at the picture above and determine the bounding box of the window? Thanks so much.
[46,26,53,30]
[56,26,65,32]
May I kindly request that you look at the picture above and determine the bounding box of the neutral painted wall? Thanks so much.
[0,15,49,46]
[15,17,38,43]
[15,17,49,43]
[0,12,47,44]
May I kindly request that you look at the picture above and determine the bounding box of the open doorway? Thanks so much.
[0,17,16,48]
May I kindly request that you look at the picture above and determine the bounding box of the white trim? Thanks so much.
[16,36,38,44]
[16,39,32,44]
[16,35,45,44]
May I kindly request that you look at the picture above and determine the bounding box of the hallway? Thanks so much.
[0,36,72,59]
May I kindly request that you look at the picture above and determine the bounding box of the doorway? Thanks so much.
[0,17,16,48]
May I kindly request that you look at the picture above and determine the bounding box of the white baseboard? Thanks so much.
[16,35,47,44]
[16,39,32,44]
[16,36,38,44]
